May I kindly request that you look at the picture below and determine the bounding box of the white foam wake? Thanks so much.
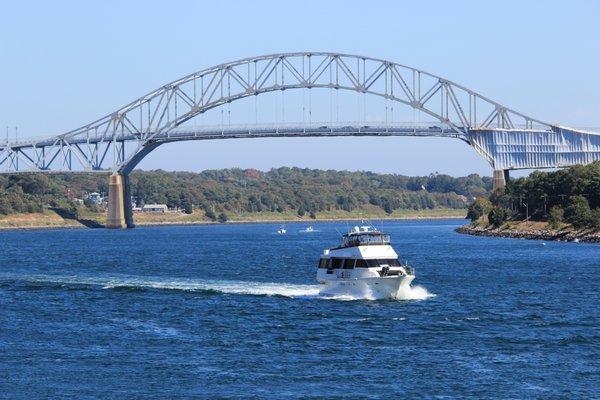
[395,284,436,300]
[319,282,436,301]
[107,278,323,298]
[3,273,434,301]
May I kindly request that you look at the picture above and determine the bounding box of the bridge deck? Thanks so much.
[3,123,463,149]
[2,122,600,173]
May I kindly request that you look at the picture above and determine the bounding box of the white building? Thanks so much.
[88,192,103,205]
[142,204,168,213]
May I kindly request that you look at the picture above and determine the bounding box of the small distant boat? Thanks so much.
[277,225,287,234]
[573,238,580,243]
[300,226,315,233]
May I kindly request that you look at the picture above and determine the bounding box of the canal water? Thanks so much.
[0,220,598,398]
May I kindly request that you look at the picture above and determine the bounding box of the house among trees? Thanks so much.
[141,204,168,213]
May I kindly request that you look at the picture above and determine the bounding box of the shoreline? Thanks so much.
[133,215,466,228]
[456,224,600,243]
[0,213,466,232]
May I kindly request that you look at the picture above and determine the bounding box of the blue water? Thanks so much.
[0,219,598,399]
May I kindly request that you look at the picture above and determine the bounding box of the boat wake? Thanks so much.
[1,273,434,301]
[320,282,435,301]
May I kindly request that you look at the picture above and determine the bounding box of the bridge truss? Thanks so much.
[4,52,597,175]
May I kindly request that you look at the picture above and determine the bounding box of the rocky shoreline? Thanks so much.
[456,224,600,243]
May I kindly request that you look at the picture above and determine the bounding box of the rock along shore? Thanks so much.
[456,224,600,243]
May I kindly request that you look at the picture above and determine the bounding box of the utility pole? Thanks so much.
[522,201,529,221]
[542,195,547,216]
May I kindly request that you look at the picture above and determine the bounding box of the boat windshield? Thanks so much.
[341,232,390,247]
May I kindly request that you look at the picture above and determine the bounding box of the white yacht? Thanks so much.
[277,225,287,234]
[316,225,415,299]
[300,226,315,233]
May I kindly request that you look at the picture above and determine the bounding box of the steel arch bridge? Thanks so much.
[1,52,599,228]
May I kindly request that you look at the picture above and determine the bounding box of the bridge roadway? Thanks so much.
[3,122,462,149]
[0,122,463,174]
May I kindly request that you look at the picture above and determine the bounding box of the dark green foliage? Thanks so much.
[309,211,316,219]
[466,197,491,222]
[0,168,492,218]
[589,209,600,230]
[548,206,564,229]
[0,193,12,215]
[183,202,193,214]
[217,212,228,223]
[482,161,600,230]
[204,209,217,221]
[564,195,592,229]
[488,207,507,227]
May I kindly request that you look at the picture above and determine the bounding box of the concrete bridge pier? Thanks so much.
[492,169,510,191]
[106,173,134,229]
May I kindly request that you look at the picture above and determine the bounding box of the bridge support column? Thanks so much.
[123,173,135,228]
[107,173,126,229]
[492,169,510,191]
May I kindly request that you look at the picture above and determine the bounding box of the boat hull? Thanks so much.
[320,275,415,299]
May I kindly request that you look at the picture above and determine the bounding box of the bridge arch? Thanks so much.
[47,52,551,173]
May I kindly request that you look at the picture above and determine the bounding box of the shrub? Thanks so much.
[564,195,592,229]
[467,197,491,222]
[488,207,507,227]
[587,208,600,231]
[383,201,393,215]
[0,196,12,215]
[297,206,306,217]
[204,209,217,221]
[217,212,228,223]
[548,206,564,229]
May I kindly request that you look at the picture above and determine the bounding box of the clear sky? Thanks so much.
[1,0,599,176]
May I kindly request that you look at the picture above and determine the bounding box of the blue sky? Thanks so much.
[1,0,599,176]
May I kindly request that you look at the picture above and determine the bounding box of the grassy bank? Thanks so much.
[0,207,466,230]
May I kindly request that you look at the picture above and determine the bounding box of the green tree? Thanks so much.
[217,212,228,223]
[297,206,306,217]
[588,208,600,230]
[183,202,193,214]
[564,195,592,229]
[466,197,491,222]
[0,195,12,215]
[548,206,564,229]
[488,207,507,227]
[383,202,393,215]
[205,209,217,221]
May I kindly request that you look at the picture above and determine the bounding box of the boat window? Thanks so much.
[355,259,401,268]
[376,259,401,267]
[331,258,343,269]
[318,259,329,269]
[343,259,355,269]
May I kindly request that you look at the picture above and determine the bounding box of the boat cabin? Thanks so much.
[338,226,390,248]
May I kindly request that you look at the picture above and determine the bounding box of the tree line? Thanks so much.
[467,161,600,230]
[0,167,492,217]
